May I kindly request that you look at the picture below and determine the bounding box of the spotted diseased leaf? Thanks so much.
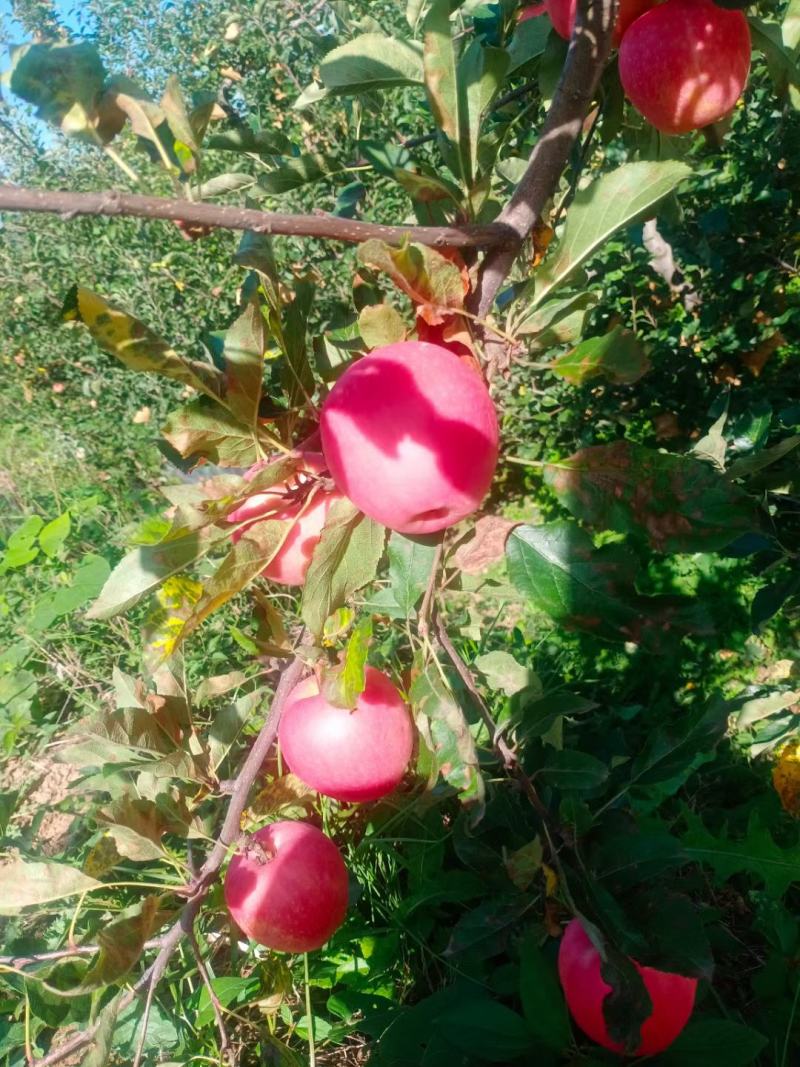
[223,297,266,427]
[453,515,519,575]
[506,838,543,891]
[249,774,316,824]
[301,499,386,638]
[546,442,757,553]
[63,287,223,400]
[0,860,100,915]
[411,662,485,819]
[551,327,651,386]
[82,896,171,989]
[422,0,461,148]
[162,397,263,468]
[357,239,468,326]
[507,522,713,647]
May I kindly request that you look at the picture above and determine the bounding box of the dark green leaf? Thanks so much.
[538,749,609,792]
[387,531,440,617]
[659,1019,768,1066]
[519,930,571,1051]
[551,327,651,386]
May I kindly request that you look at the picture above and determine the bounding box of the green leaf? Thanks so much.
[531,161,693,307]
[38,510,71,558]
[750,18,800,107]
[258,153,344,195]
[411,662,485,816]
[324,615,374,709]
[474,650,532,697]
[0,789,19,835]
[628,696,731,788]
[514,291,598,346]
[459,39,510,181]
[681,809,800,898]
[63,287,223,401]
[423,0,466,176]
[387,531,439,617]
[1,515,43,571]
[506,522,711,646]
[519,931,571,1051]
[161,74,199,161]
[79,993,123,1067]
[550,326,651,386]
[86,526,230,620]
[317,34,424,96]
[507,14,551,74]
[727,434,800,480]
[546,442,757,553]
[162,397,263,468]
[81,896,168,989]
[195,976,261,1029]
[538,749,609,791]
[29,553,111,631]
[223,297,266,426]
[437,999,533,1062]
[660,1019,768,1066]
[0,860,100,915]
[196,171,258,198]
[358,304,407,349]
[301,499,386,637]
[207,127,292,156]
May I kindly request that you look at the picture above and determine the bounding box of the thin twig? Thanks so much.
[0,185,513,250]
[418,540,444,643]
[188,930,232,1063]
[30,652,306,1067]
[470,0,618,319]
[131,969,157,1067]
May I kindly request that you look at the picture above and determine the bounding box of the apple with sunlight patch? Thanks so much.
[557,919,697,1056]
[279,668,414,803]
[619,0,751,134]
[227,452,343,587]
[224,821,348,953]
[546,0,656,47]
[320,341,499,535]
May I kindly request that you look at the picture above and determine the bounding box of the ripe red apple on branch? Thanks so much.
[278,668,414,803]
[546,0,656,48]
[619,0,751,134]
[557,919,698,1056]
[227,452,343,586]
[320,341,499,535]
[224,821,349,953]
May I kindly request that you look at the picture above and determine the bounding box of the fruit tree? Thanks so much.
[0,1,799,1065]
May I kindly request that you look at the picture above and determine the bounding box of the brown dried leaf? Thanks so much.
[453,516,519,575]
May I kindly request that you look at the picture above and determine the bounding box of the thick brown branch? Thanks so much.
[31,653,306,1067]
[0,184,512,250]
[471,0,618,318]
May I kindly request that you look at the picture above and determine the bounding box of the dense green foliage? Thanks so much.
[1,1,799,1065]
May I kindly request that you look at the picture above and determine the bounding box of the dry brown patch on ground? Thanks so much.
[0,754,79,855]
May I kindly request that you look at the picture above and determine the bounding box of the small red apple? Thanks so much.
[518,2,548,22]
[546,0,656,47]
[319,341,499,535]
[557,919,697,1056]
[278,668,414,803]
[619,0,751,134]
[227,452,343,586]
[224,821,349,952]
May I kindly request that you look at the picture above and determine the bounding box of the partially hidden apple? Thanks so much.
[518,2,547,21]
[227,452,342,586]
[546,0,656,47]
[319,341,499,535]
[619,0,751,134]
[279,668,414,803]
[557,919,698,1056]
[224,821,349,953]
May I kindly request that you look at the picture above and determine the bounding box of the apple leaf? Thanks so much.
[545,442,757,553]
[387,531,440,617]
[357,239,468,325]
[162,397,263,468]
[358,304,407,349]
[0,860,100,915]
[550,326,651,386]
[223,297,266,427]
[63,286,223,400]
[81,895,171,989]
[301,499,386,638]
[319,34,424,94]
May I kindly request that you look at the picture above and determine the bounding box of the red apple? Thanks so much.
[557,919,697,1056]
[546,0,656,47]
[319,341,499,535]
[518,3,548,21]
[619,0,751,134]
[279,668,414,803]
[227,452,343,586]
[224,821,349,952]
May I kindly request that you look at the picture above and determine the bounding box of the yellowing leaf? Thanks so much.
[357,240,468,326]
[773,740,800,817]
[62,286,223,399]
[0,860,100,915]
